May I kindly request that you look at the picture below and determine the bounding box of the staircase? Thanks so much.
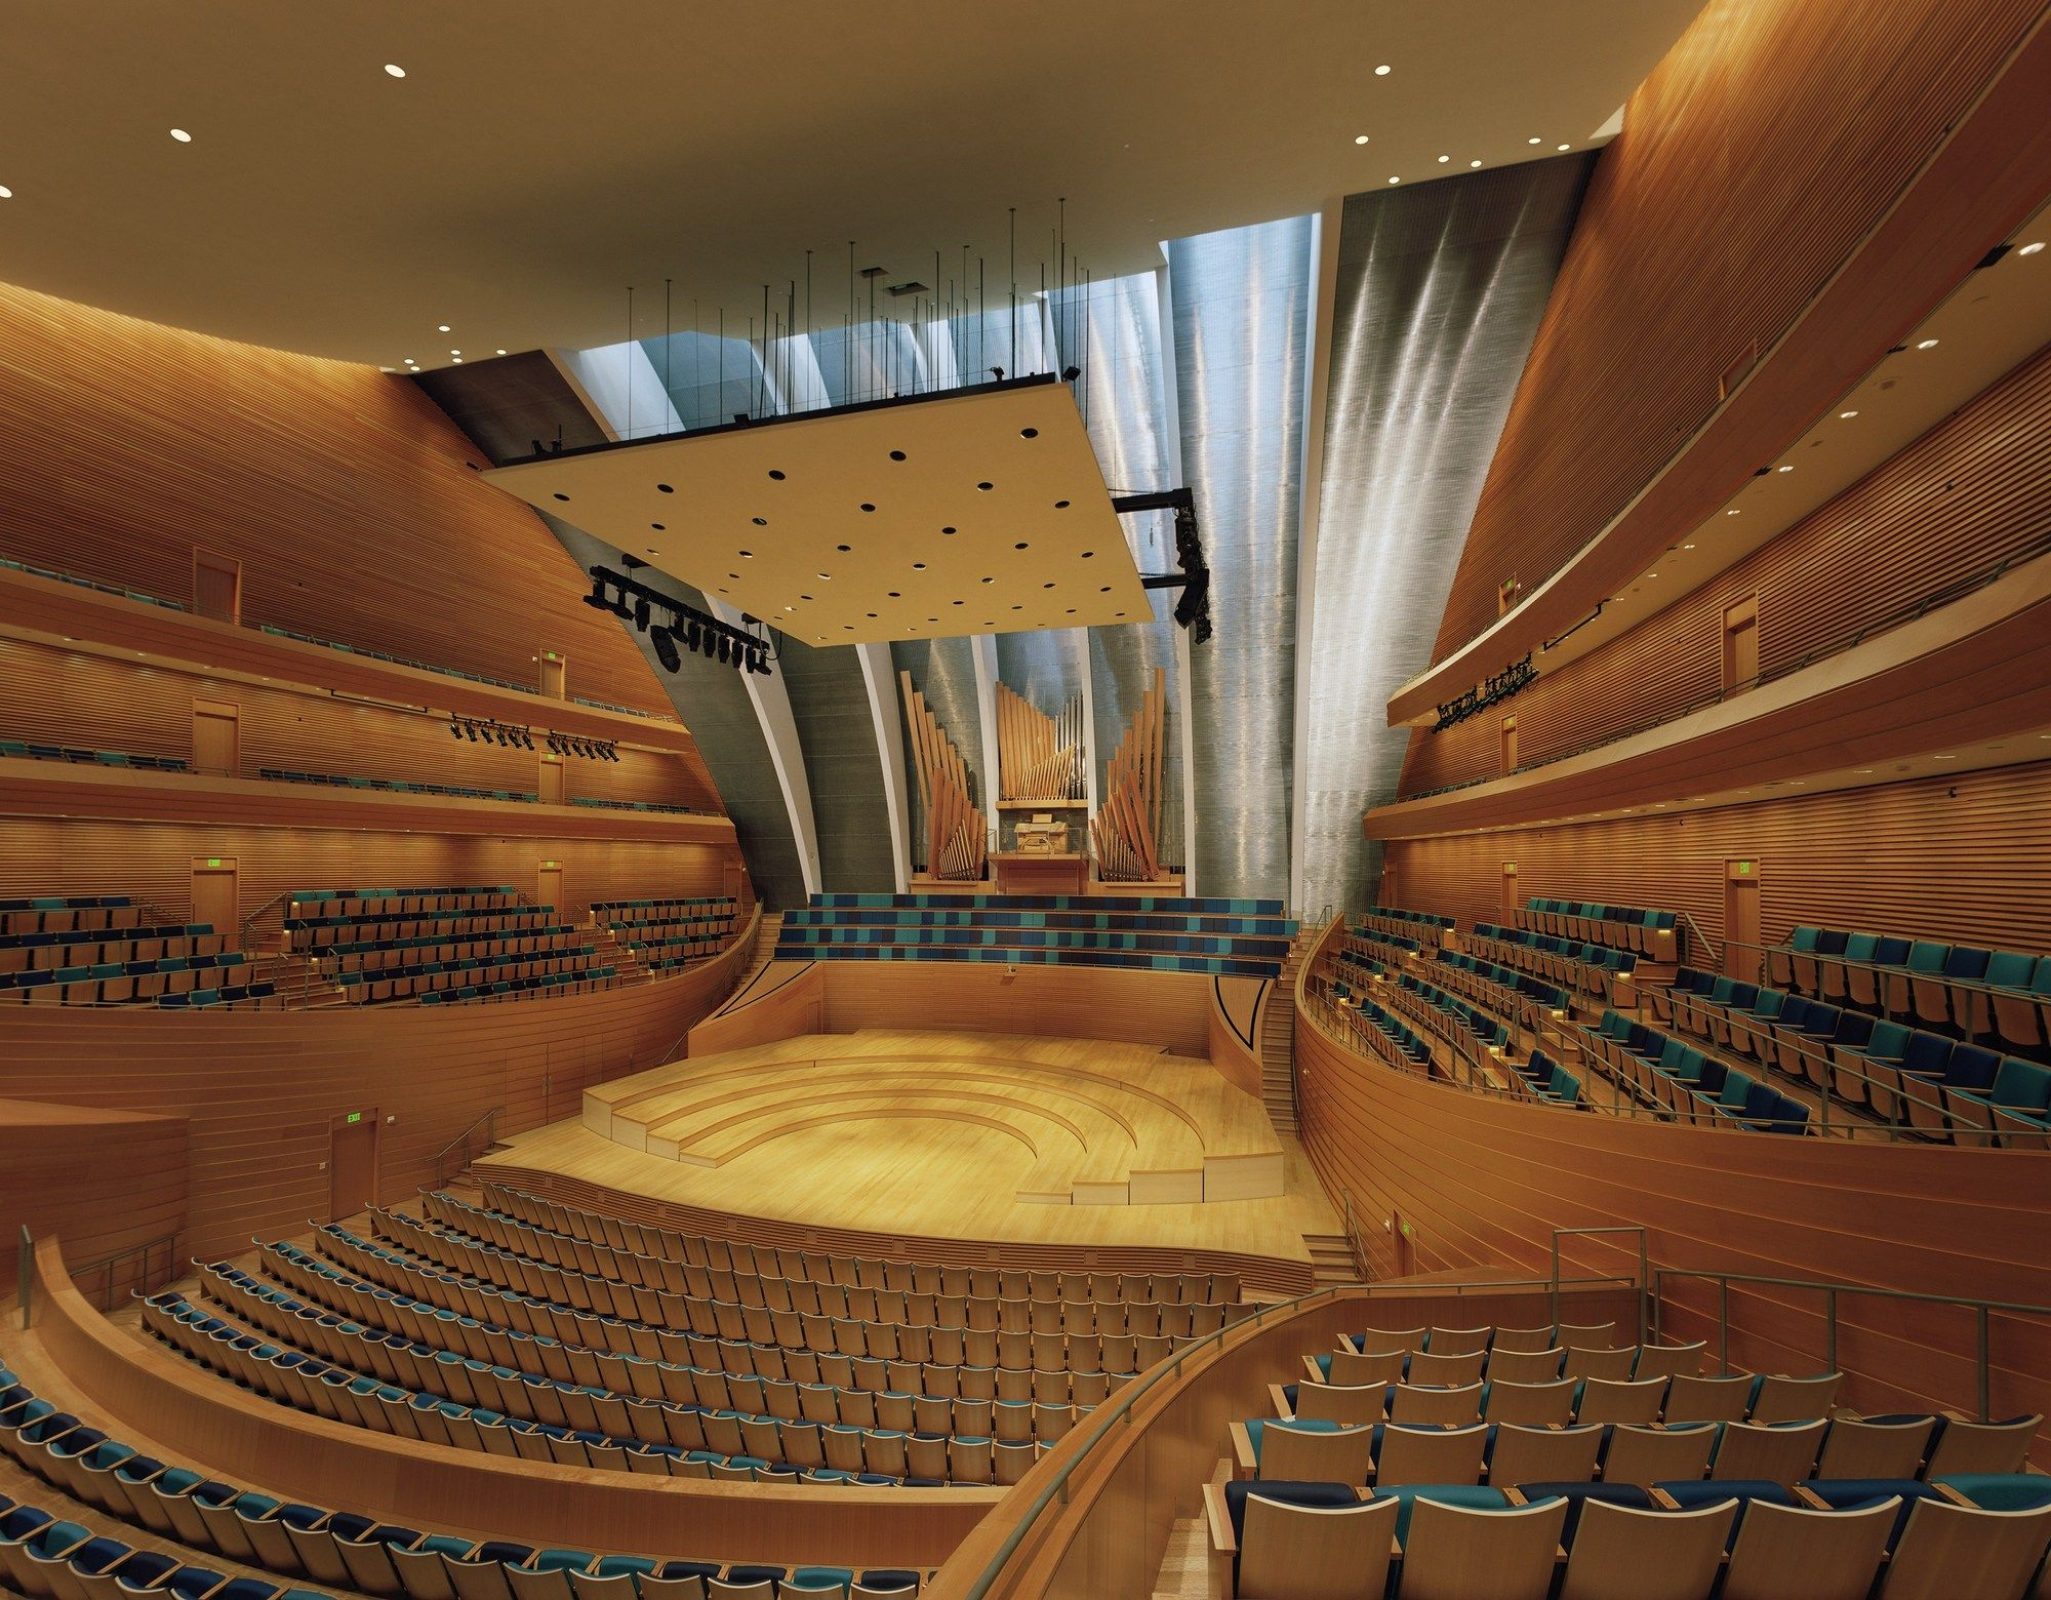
[1257,925,1320,1134]
[247,950,344,1009]
[1302,1231,1361,1287]
[589,923,653,985]
[739,909,784,985]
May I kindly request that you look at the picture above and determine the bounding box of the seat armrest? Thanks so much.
[1229,1421,1256,1478]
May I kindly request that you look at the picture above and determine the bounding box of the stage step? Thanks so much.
[1303,1231,1361,1285]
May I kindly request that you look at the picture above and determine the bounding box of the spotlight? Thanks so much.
[448,720,462,741]
[1061,365,1081,382]
[463,722,478,741]
[651,625,681,672]
[684,618,702,654]
[717,635,732,665]
[989,366,1005,381]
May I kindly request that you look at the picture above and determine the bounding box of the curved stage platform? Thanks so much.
[477,1029,1339,1293]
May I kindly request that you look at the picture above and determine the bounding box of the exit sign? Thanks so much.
[1736,860,1754,876]
[345,1111,363,1124]
[206,858,223,868]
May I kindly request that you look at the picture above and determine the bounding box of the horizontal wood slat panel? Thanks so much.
[1428,0,2047,659]
[0,1100,189,1296]
[0,635,710,811]
[0,276,675,719]
[1404,341,2051,795]
[1292,939,2051,1452]
[0,807,731,925]
[0,925,755,1263]
[1385,761,2051,955]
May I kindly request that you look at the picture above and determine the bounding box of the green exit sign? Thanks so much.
[1736,860,1754,876]
[346,1111,363,1125]
[206,858,223,868]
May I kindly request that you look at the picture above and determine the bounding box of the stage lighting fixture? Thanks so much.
[651,625,681,672]
[684,618,702,653]
[717,635,732,665]
[463,722,478,741]
[1062,365,1081,381]
[448,721,462,741]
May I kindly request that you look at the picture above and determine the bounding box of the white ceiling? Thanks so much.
[0,0,1701,366]
[485,383,1151,643]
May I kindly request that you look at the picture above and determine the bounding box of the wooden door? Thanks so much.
[190,858,238,933]
[1724,860,1761,981]
[1391,1210,1416,1278]
[540,650,567,699]
[539,755,566,804]
[193,550,241,624]
[1499,716,1519,773]
[191,699,239,777]
[329,1114,378,1220]
[1723,596,1760,696]
[1500,863,1519,922]
[538,863,563,915]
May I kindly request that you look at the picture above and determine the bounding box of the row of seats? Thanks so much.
[418,970,619,1007]
[2,554,185,612]
[1468,922,1637,1006]
[199,1262,1086,1471]
[568,796,715,816]
[1313,982,1432,1071]
[1587,1013,1811,1133]
[0,895,139,936]
[299,1231,1138,1405]
[1389,971,1514,1056]
[261,766,541,804]
[1206,1473,2051,1600]
[336,948,610,1004]
[0,738,190,772]
[781,906,1283,934]
[145,1291,1048,1488]
[285,887,522,922]
[394,1203,1223,1369]
[476,1180,1245,1303]
[1509,1049,1583,1107]
[1351,907,1454,943]
[1,1353,927,1600]
[1517,898,1679,957]
[307,926,582,974]
[1435,950,1570,1021]
[1653,977,2051,1142]
[779,925,1289,958]
[283,903,555,952]
[1,950,260,1006]
[808,891,1283,914]
[0,921,228,972]
[1768,924,2051,1051]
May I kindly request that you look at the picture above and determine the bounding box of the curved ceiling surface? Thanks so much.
[0,0,1697,364]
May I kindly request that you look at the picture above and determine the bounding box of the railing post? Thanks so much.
[17,1226,30,1330]
[1977,1305,1991,1421]
[1636,1231,1649,1349]
[1719,1277,1731,1375]
[1825,1288,1837,1376]
[1548,1233,1561,1332]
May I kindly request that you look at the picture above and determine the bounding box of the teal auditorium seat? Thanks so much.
[775,894,1295,979]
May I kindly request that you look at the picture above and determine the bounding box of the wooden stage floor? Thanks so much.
[478,1030,1342,1277]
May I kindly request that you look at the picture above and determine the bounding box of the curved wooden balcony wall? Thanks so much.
[1289,923,2051,1452]
[0,909,758,1267]
[20,1235,991,1570]
[921,1279,1638,1600]
[1394,0,2051,724]
[1369,550,2051,839]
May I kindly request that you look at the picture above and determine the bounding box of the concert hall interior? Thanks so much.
[6,2,2051,1597]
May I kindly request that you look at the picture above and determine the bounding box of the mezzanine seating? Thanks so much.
[1651,976,2051,1144]
[1584,1013,1810,1133]
[1351,908,1453,947]
[1468,922,1637,1010]
[775,894,1293,979]
[0,902,270,1007]
[595,898,739,973]
[1518,898,1679,960]
[2,1350,933,1596]
[261,766,541,804]
[1766,924,2051,1055]
[0,738,191,773]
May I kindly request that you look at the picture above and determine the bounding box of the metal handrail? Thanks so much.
[958,1263,1632,1599]
[16,1225,30,1330]
[1679,910,1719,968]
[239,890,292,948]
[1654,1266,2051,1421]
[1719,933,2045,1013]
[434,1106,503,1186]
[68,1232,179,1311]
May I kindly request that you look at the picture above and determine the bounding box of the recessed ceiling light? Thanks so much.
[817,571,830,579]
[1933,753,1956,761]
[1469,159,1482,168]
[495,348,507,356]
[1354,135,1370,145]
[1840,409,1859,419]
[1388,176,1400,184]
[0,186,12,200]
[450,349,460,356]
[1915,338,1939,350]
[2020,241,2045,256]
[1856,769,1874,775]
[1777,464,1793,472]
[1527,136,1542,145]
[1557,143,1571,151]
[1374,63,1391,76]
[1682,542,1696,550]
[169,128,193,143]
[402,356,414,364]
[1648,572,1659,579]
[451,357,462,363]
[437,324,450,333]
[1437,155,1450,164]
[379,366,394,373]
[1725,508,1740,516]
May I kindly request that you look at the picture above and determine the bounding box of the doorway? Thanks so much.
[1723,596,1760,696]
[190,858,239,933]
[540,650,567,699]
[1499,715,1519,774]
[1390,1209,1415,1278]
[1724,859,1760,981]
[329,1113,379,1221]
[193,550,242,625]
[1500,863,1519,922]
[537,862,563,915]
[539,755,566,805]
[191,699,239,777]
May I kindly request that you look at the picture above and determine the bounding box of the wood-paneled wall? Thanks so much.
[1384,760,2051,956]
[0,812,730,926]
[0,276,672,717]
[0,636,712,812]
[1291,945,2051,1451]
[818,962,1214,1055]
[1404,341,2051,795]
[0,928,754,1263]
[0,1099,188,1299]
[1427,0,2048,658]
